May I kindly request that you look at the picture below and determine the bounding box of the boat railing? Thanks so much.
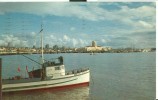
[46,68,89,77]
[43,61,63,67]
[65,68,89,75]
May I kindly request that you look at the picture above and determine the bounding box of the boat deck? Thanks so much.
[2,68,89,84]
[2,78,41,84]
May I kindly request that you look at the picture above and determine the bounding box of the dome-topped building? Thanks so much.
[92,41,97,47]
[84,41,112,52]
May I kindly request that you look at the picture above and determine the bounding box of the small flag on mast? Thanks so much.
[17,66,20,72]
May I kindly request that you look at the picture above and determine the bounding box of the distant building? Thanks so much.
[142,48,152,52]
[7,42,12,47]
[92,41,97,47]
[45,44,49,49]
[84,41,111,52]
[33,45,36,49]
[0,47,6,52]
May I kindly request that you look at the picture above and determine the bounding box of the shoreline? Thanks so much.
[0,51,156,56]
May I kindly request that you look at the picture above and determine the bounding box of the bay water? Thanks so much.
[1,52,155,100]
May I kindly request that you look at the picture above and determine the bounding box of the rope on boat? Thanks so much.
[21,54,42,65]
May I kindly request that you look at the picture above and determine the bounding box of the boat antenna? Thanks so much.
[39,24,44,64]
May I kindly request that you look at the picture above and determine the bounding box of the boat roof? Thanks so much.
[43,56,63,67]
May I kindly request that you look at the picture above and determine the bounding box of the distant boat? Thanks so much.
[90,52,95,55]
[2,26,90,93]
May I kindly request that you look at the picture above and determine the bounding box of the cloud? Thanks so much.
[0,2,155,39]
[72,38,78,47]
[138,20,153,28]
[101,39,107,43]
[116,5,155,28]
[0,3,100,21]
[0,3,155,22]
[62,35,89,47]
[0,34,28,47]
[0,40,7,46]
[0,3,155,48]
[30,32,36,37]
[79,39,84,45]
[70,27,76,31]
[63,35,70,42]
[43,33,90,47]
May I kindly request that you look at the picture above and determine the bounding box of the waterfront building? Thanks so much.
[45,44,49,49]
[33,45,36,49]
[84,41,111,52]
[142,48,152,52]
[92,41,97,47]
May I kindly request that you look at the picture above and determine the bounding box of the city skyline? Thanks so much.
[0,2,156,48]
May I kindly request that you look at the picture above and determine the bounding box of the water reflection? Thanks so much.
[3,87,89,100]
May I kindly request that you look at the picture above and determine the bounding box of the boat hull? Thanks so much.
[2,70,90,93]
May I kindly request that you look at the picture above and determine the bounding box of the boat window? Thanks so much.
[55,67,60,70]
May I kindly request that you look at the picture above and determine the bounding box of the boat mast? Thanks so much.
[40,24,46,81]
[40,24,44,64]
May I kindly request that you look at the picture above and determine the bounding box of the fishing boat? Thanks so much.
[2,26,90,93]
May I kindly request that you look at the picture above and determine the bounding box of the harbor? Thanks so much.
[1,52,156,100]
[0,41,156,55]
[0,2,156,100]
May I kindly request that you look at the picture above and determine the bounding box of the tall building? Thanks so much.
[7,42,11,47]
[33,45,36,49]
[92,41,97,47]
[84,41,112,52]
[45,44,49,49]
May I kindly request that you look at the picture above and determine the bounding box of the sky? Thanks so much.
[0,2,156,48]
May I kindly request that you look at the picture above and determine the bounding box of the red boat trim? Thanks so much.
[49,81,89,91]
[3,82,89,94]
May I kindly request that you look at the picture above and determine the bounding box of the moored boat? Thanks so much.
[2,56,90,93]
[2,25,90,93]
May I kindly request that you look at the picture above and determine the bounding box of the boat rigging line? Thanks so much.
[21,54,42,65]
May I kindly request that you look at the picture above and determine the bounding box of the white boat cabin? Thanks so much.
[43,56,65,78]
